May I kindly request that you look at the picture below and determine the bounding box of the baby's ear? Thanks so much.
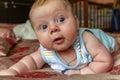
[74,16,80,28]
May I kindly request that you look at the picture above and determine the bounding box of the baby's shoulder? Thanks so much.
[82,31,95,40]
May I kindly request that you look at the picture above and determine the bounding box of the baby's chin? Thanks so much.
[44,42,73,51]
[53,45,72,52]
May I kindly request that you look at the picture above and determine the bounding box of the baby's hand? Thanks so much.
[0,69,18,76]
[64,69,81,76]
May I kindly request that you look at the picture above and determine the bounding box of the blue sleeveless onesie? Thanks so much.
[40,28,115,74]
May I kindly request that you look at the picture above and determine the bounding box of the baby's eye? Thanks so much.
[57,17,65,23]
[40,25,48,30]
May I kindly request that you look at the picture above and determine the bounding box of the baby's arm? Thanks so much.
[65,31,113,75]
[0,49,45,76]
[80,31,113,74]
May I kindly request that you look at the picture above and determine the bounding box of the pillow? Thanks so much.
[13,20,37,40]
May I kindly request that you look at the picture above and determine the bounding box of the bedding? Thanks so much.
[13,20,37,40]
[0,27,17,56]
[0,23,120,80]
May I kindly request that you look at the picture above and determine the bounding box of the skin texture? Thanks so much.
[0,0,119,76]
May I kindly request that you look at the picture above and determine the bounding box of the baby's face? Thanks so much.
[31,0,78,51]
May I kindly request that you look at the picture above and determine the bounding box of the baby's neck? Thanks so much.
[56,46,77,66]
[57,46,74,54]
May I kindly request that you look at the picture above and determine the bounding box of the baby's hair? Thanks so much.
[31,0,71,9]
[29,0,73,18]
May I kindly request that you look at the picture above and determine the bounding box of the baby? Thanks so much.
[0,0,120,76]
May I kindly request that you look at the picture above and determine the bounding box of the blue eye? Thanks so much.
[40,25,48,30]
[57,17,65,23]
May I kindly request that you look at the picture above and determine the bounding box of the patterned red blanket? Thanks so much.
[0,23,120,80]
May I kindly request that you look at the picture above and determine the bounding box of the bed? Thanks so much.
[0,0,120,80]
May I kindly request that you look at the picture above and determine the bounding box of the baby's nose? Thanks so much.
[50,24,60,34]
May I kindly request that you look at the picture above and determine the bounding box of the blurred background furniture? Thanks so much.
[0,0,34,23]
[70,0,120,32]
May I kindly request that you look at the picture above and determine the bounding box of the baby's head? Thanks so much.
[29,0,73,16]
[29,0,79,51]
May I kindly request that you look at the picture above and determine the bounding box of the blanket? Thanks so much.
[0,23,120,80]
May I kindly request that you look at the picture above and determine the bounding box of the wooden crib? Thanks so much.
[70,0,114,32]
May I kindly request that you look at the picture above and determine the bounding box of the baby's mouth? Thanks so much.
[53,37,65,44]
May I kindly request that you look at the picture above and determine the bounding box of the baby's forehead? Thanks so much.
[29,0,72,21]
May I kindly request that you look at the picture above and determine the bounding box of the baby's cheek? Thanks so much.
[40,39,51,48]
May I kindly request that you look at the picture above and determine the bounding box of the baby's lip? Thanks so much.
[53,37,65,44]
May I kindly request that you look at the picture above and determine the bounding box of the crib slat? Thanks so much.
[71,0,113,32]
